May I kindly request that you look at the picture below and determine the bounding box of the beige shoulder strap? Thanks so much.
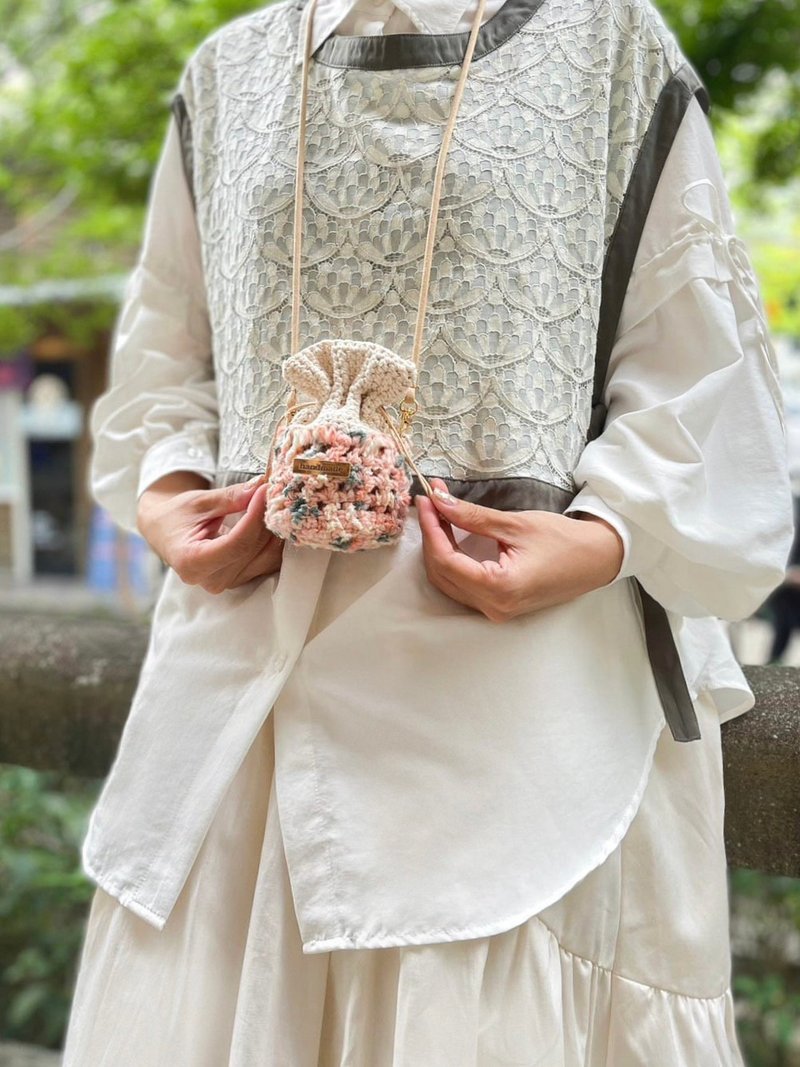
[292,0,488,413]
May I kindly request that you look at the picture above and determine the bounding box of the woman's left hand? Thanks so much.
[415,478,625,622]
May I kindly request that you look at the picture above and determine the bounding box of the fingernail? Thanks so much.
[242,475,265,489]
[432,487,458,506]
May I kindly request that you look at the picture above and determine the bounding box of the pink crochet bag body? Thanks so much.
[262,0,487,552]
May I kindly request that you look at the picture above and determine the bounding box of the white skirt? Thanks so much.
[62,688,745,1066]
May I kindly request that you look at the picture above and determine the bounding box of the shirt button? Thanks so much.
[272,651,289,672]
[187,446,201,457]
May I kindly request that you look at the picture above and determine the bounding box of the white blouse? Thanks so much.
[82,3,794,946]
[293,0,510,62]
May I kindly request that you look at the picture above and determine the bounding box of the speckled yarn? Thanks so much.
[264,338,416,551]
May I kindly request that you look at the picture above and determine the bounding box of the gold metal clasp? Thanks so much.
[398,398,418,436]
[377,402,433,499]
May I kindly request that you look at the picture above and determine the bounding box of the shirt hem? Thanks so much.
[80,850,168,932]
[298,712,668,954]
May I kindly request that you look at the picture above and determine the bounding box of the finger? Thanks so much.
[427,478,520,541]
[193,478,264,519]
[424,559,481,610]
[192,485,272,568]
[229,535,285,585]
[233,533,283,584]
[423,552,518,622]
[414,522,493,615]
[416,493,462,559]
[416,493,486,585]
[414,490,458,550]
[417,494,520,619]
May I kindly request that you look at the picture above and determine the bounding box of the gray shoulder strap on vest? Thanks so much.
[589,63,711,744]
[170,92,196,212]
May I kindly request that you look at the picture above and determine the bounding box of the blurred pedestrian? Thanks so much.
[766,494,800,663]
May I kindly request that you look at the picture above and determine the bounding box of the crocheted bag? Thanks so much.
[264,339,419,550]
[262,0,486,552]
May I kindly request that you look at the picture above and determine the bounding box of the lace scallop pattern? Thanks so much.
[180,0,684,488]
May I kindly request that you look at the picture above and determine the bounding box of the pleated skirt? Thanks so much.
[62,688,746,1066]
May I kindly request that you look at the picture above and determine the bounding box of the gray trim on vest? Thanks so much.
[587,62,712,745]
[307,0,546,70]
[588,63,711,443]
[214,468,575,512]
[170,92,195,211]
[407,475,575,512]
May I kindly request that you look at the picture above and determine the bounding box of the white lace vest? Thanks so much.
[171,0,699,506]
[169,0,711,742]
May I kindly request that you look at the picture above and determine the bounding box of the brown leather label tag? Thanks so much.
[293,457,352,478]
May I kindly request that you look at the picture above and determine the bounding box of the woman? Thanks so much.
[62,0,793,1061]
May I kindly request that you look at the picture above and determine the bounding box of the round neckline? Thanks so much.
[305,0,547,70]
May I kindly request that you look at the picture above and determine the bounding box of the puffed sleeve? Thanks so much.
[563,97,794,620]
[87,86,217,535]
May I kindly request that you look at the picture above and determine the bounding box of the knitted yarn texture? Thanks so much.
[264,339,417,550]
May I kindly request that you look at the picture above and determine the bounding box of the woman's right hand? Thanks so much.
[136,471,284,594]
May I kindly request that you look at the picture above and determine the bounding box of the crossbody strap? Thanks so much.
[292,0,488,415]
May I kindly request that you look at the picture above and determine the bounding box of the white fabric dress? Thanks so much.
[63,687,741,1066]
[62,0,792,1061]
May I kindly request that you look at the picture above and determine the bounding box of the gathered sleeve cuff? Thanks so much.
[565,491,663,587]
[563,97,794,619]
[87,85,217,535]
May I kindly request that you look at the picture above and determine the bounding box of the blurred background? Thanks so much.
[0,0,799,1063]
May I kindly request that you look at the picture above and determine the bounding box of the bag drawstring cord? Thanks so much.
[282,0,487,486]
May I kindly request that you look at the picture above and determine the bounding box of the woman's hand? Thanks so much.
[414,478,625,622]
[136,471,284,594]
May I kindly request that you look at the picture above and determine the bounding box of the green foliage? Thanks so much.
[730,868,800,1065]
[735,972,800,1065]
[0,0,798,358]
[0,0,260,210]
[712,74,800,337]
[658,0,800,106]
[654,2,800,326]
[52,5,255,197]
[657,0,800,186]
[750,235,800,338]
[0,306,34,353]
[0,764,100,1048]
[0,0,261,357]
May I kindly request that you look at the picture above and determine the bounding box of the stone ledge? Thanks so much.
[0,1042,61,1066]
[0,612,798,876]
[0,611,148,779]
[718,664,800,877]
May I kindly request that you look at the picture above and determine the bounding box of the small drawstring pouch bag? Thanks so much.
[263,0,487,551]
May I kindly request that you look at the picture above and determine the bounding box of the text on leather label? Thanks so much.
[293,458,352,478]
